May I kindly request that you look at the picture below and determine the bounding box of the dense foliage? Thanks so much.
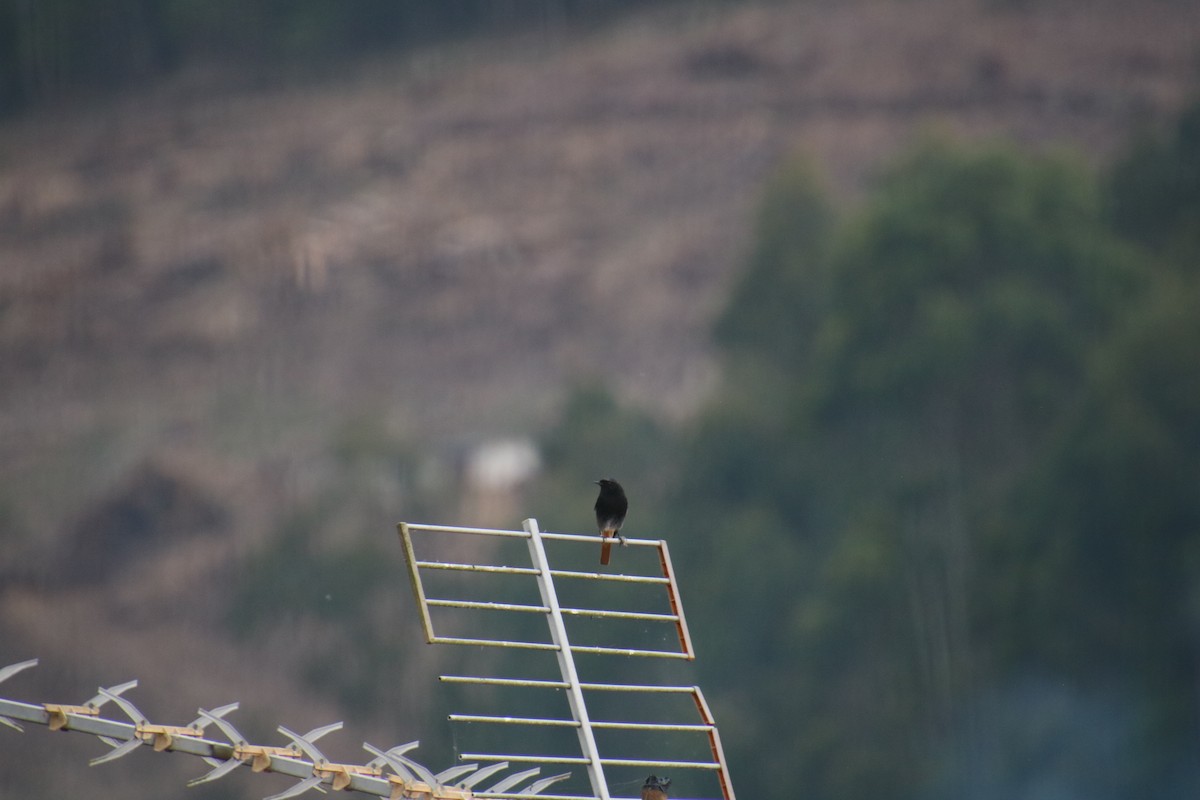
[538,108,1200,799]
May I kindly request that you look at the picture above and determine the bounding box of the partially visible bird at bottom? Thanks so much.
[642,775,671,800]
[594,478,628,566]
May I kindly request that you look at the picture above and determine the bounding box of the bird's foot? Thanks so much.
[618,534,628,547]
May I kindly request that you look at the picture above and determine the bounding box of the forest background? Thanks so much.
[1,2,1199,799]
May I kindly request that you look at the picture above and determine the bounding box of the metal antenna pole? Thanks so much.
[523,518,610,800]
[398,518,733,800]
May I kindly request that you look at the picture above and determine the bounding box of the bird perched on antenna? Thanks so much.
[594,478,628,566]
[642,775,671,800]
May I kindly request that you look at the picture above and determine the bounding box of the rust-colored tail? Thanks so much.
[600,530,614,566]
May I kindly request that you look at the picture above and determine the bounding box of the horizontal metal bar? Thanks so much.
[548,570,669,585]
[579,683,699,694]
[447,715,578,728]
[539,533,660,547]
[428,599,548,614]
[438,676,701,694]
[408,524,661,549]
[590,721,714,732]
[432,637,558,651]
[406,524,529,538]
[559,607,678,622]
[448,713,714,732]
[568,645,691,659]
[416,561,541,576]
[459,754,592,765]
[426,599,679,621]
[418,562,668,584]
[599,758,723,770]
[440,676,569,690]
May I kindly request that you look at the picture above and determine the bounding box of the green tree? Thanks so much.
[529,110,1200,800]
[673,139,1151,800]
[1108,102,1200,266]
[969,101,1200,793]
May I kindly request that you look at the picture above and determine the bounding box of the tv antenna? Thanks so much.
[0,517,735,800]
[399,518,734,800]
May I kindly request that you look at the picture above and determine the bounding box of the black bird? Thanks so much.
[594,478,628,566]
[642,776,671,800]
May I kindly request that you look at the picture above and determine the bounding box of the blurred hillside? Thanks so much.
[1,1,1200,799]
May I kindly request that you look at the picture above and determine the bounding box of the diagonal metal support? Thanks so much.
[363,741,421,783]
[524,518,609,800]
[264,774,326,800]
[437,763,481,784]
[486,766,543,795]
[456,761,510,790]
[278,721,344,764]
[524,772,573,795]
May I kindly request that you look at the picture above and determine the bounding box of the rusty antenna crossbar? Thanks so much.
[398,518,735,800]
[0,658,569,800]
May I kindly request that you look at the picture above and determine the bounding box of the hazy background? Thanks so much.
[2,1,1200,799]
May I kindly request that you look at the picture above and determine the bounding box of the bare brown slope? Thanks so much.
[2,1,1196,453]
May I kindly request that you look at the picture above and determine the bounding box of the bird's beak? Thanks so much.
[593,480,601,485]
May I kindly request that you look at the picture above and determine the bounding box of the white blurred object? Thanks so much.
[464,438,541,491]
